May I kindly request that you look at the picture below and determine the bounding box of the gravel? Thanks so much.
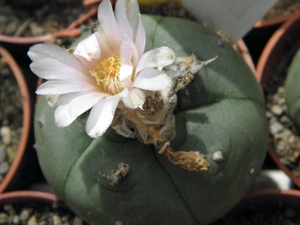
[0,200,89,225]
[266,71,300,177]
[263,0,300,21]
[0,57,22,183]
[0,0,89,37]
[0,0,90,46]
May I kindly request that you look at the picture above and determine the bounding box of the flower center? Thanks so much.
[89,53,123,95]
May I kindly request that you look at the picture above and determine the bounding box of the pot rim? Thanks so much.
[0,190,58,205]
[0,9,97,45]
[245,189,300,199]
[253,12,296,29]
[0,46,31,193]
[256,11,300,87]
[231,189,300,210]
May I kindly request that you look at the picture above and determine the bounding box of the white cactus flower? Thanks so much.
[28,0,175,138]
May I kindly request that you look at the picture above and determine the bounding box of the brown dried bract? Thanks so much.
[111,55,216,172]
[102,162,130,186]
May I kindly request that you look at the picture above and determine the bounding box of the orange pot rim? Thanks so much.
[253,12,295,29]
[0,46,31,193]
[244,189,300,206]
[256,11,300,87]
[0,9,97,45]
[0,190,58,204]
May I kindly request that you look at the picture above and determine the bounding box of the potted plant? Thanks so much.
[256,12,300,188]
[0,46,31,193]
[30,0,268,224]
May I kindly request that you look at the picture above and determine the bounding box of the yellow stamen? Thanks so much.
[89,53,123,95]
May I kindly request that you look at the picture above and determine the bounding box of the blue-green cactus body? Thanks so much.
[34,16,268,225]
[285,48,300,130]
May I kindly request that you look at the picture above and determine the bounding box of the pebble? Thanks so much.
[271,104,284,115]
[6,146,17,163]
[0,59,23,183]
[275,128,292,139]
[73,216,83,225]
[0,144,6,162]
[29,22,44,36]
[0,201,88,225]
[0,213,8,224]
[52,214,62,225]
[27,215,37,225]
[267,82,300,176]
[19,208,32,222]
[0,161,9,175]
[270,121,284,135]
[1,126,11,145]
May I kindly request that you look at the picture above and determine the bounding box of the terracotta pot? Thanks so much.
[0,9,97,45]
[256,12,300,188]
[0,47,31,193]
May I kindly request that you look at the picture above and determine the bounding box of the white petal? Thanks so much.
[36,80,98,95]
[119,41,134,85]
[73,33,101,61]
[86,98,120,138]
[97,0,121,49]
[94,31,113,58]
[106,88,129,99]
[133,68,171,91]
[54,104,75,127]
[28,44,87,73]
[30,58,92,83]
[136,47,175,73]
[134,14,146,57]
[115,0,133,39]
[120,34,140,67]
[54,91,106,127]
[122,88,145,109]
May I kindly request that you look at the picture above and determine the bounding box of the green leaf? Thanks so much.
[285,47,300,130]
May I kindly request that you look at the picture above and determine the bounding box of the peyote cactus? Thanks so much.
[285,47,300,130]
[32,1,268,224]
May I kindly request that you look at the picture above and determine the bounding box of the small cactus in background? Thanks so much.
[285,47,300,130]
[31,0,268,224]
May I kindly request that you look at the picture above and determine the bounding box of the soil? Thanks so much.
[265,36,300,181]
[0,200,89,224]
[0,0,90,45]
[210,201,300,225]
[0,57,22,183]
[263,0,300,21]
[140,1,195,20]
